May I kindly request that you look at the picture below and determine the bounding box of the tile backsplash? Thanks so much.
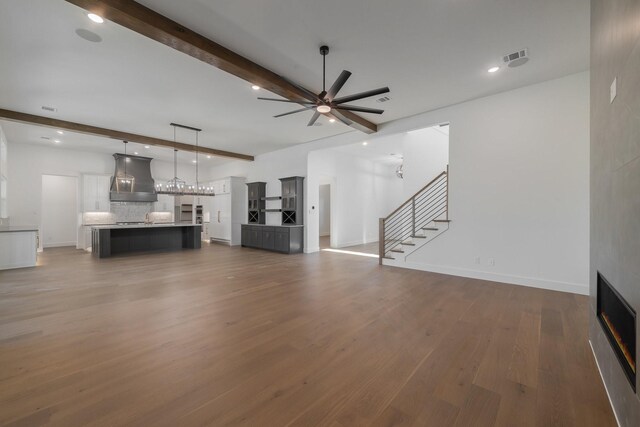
[83,202,174,224]
[82,212,116,225]
[110,202,154,223]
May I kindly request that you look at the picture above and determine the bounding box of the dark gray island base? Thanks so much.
[92,224,202,258]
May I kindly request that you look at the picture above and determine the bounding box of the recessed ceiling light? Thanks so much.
[56,130,64,135]
[53,139,61,144]
[87,13,104,23]
[362,142,368,146]
[251,85,260,90]
[317,105,331,114]
[329,118,336,123]
[192,160,197,163]
[134,152,139,155]
[144,145,150,149]
[488,66,500,73]
[206,155,212,159]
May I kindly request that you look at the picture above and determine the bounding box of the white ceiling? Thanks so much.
[0,0,589,161]
[330,125,449,165]
[0,120,221,166]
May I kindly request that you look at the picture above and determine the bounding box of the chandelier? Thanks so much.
[115,140,135,192]
[156,123,215,196]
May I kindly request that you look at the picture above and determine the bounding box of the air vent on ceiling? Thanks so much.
[41,106,57,112]
[376,96,391,103]
[40,136,51,140]
[503,48,529,68]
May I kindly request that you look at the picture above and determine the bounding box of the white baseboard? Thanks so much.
[334,239,378,249]
[304,246,320,254]
[43,241,76,248]
[386,260,588,295]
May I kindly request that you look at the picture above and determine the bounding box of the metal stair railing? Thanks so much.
[379,166,448,264]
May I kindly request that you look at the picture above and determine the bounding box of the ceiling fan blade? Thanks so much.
[258,97,316,105]
[326,70,352,101]
[274,107,314,118]
[332,87,390,105]
[328,110,353,126]
[334,105,384,114]
[307,111,321,126]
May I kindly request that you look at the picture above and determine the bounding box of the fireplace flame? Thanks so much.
[602,312,636,373]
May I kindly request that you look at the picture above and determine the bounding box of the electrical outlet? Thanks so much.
[488,258,495,266]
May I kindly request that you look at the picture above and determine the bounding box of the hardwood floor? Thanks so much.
[0,244,615,426]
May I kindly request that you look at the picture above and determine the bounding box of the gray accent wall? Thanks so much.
[590,0,640,425]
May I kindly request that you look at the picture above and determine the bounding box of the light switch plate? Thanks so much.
[610,77,617,104]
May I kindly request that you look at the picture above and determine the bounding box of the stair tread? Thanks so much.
[422,227,439,231]
[401,242,416,246]
[390,249,405,253]
[411,235,426,239]
[382,256,395,260]
[433,219,451,223]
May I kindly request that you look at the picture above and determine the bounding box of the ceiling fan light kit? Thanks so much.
[258,45,389,127]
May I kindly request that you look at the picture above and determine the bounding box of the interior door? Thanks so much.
[42,175,78,248]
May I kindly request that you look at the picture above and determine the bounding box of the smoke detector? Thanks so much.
[503,48,529,68]
[376,96,391,103]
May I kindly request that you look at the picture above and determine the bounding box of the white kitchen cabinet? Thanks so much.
[205,177,245,245]
[82,174,111,212]
[154,194,174,213]
[79,226,92,251]
[0,228,38,270]
[210,193,232,241]
[211,178,230,195]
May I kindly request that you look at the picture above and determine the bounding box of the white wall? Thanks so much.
[0,125,8,225]
[206,71,590,295]
[318,184,330,236]
[7,143,204,228]
[306,149,404,251]
[395,72,590,294]
[41,175,77,247]
[402,127,450,198]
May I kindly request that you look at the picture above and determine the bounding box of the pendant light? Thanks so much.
[158,125,186,195]
[115,140,135,192]
[156,123,214,196]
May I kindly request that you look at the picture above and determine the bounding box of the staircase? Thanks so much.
[379,167,450,265]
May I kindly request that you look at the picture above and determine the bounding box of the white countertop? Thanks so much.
[0,226,39,233]
[91,223,201,230]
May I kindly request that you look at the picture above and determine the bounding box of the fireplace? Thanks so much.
[597,272,637,391]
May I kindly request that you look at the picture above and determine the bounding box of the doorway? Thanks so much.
[41,175,78,248]
[319,183,331,249]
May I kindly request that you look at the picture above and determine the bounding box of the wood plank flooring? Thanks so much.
[0,244,615,426]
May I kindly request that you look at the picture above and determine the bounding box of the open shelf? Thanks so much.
[261,196,282,201]
[262,209,282,212]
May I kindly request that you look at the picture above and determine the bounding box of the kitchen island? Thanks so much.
[91,223,201,258]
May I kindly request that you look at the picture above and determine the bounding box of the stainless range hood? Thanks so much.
[110,153,158,202]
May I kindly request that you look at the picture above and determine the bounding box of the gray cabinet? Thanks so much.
[241,224,303,254]
[247,182,266,224]
[279,177,304,225]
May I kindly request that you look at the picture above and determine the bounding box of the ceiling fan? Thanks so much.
[257,45,390,126]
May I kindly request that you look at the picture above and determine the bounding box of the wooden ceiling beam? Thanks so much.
[64,0,378,134]
[0,109,254,161]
